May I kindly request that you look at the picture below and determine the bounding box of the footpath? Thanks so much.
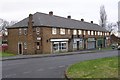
[0,49,114,61]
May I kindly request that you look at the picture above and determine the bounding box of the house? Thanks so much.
[7,11,111,55]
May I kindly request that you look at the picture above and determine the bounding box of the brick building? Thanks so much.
[7,12,111,55]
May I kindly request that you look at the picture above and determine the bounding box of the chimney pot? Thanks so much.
[49,11,53,15]
[81,19,84,21]
[67,15,71,19]
[91,21,93,23]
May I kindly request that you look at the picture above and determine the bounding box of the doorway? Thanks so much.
[18,43,23,54]
[77,41,79,50]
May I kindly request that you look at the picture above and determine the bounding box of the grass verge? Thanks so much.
[0,52,16,57]
[66,56,119,79]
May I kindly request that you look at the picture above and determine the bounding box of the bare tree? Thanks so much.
[99,5,107,28]
[0,18,9,32]
[106,22,118,35]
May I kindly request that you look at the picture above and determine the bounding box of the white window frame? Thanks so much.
[24,42,27,49]
[24,28,27,35]
[60,28,65,35]
[95,31,96,35]
[73,30,77,35]
[19,28,22,35]
[68,29,70,34]
[36,27,40,35]
[91,31,94,35]
[52,28,57,35]
[88,31,90,35]
[78,30,82,35]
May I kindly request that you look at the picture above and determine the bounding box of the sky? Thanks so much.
[0,0,119,24]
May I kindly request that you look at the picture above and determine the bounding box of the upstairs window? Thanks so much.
[19,28,22,35]
[73,30,77,35]
[36,27,40,35]
[24,28,27,35]
[78,30,82,35]
[98,31,100,35]
[68,29,70,34]
[95,31,97,35]
[52,28,57,35]
[88,31,90,35]
[91,31,94,35]
[83,30,86,35]
[60,28,65,35]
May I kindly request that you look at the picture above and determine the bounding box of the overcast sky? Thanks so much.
[0,0,119,24]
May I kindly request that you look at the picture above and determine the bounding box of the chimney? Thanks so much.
[81,18,84,21]
[67,15,71,19]
[49,11,53,15]
[28,14,33,27]
[91,21,93,23]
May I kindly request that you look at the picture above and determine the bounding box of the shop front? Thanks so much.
[50,39,69,53]
[87,38,96,49]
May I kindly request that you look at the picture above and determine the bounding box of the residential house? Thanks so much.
[7,11,111,55]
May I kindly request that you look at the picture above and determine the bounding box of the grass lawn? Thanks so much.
[0,52,16,57]
[67,56,119,79]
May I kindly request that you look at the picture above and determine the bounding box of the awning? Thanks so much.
[50,39,69,42]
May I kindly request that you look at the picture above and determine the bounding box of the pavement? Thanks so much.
[0,49,116,61]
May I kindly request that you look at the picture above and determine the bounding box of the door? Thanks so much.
[18,43,22,54]
[53,42,59,53]
[77,41,79,50]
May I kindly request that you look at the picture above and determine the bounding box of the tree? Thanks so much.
[106,22,118,35]
[99,5,107,28]
[0,18,9,32]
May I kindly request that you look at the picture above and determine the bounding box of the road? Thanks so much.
[2,50,118,78]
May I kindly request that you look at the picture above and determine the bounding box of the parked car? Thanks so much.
[118,45,120,50]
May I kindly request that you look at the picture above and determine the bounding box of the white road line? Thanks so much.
[5,74,16,77]
[37,69,44,71]
[48,67,56,69]
[23,71,30,74]
[58,65,65,68]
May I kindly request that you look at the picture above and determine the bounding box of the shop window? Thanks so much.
[37,42,40,49]
[60,28,65,35]
[52,28,57,35]
[61,42,67,49]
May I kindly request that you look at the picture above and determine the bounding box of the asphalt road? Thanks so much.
[2,50,118,78]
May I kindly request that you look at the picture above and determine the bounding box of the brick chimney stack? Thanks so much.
[81,19,84,21]
[49,11,53,15]
[91,21,93,23]
[67,15,71,19]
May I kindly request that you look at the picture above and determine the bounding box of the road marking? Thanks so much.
[23,71,30,74]
[48,67,56,69]
[37,69,44,71]
[58,65,65,68]
[5,74,16,77]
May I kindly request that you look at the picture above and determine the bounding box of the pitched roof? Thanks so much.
[9,12,108,32]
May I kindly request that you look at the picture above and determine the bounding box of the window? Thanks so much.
[37,42,40,49]
[61,42,67,50]
[105,33,107,36]
[19,28,22,35]
[98,31,100,35]
[68,29,70,34]
[88,31,90,35]
[73,30,77,35]
[83,30,86,35]
[78,30,82,35]
[24,42,27,49]
[95,31,97,35]
[52,28,57,35]
[91,31,94,35]
[107,32,109,36]
[24,28,27,35]
[36,27,40,35]
[60,28,65,35]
